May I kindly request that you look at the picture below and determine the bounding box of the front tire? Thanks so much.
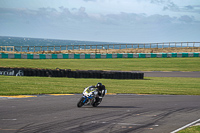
[77,97,84,107]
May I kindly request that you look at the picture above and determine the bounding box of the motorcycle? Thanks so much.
[77,86,106,108]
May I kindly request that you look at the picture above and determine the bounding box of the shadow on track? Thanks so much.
[97,106,140,108]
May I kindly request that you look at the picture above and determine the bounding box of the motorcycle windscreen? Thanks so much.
[83,86,96,95]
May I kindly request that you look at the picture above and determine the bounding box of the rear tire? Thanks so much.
[77,97,84,107]
[92,98,102,107]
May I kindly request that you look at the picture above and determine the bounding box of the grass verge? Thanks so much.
[178,125,200,133]
[0,58,200,71]
[0,75,200,95]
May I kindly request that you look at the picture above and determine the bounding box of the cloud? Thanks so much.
[0,4,199,42]
[178,15,195,23]
[83,0,97,2]
[150,0,166,4]
[0,6,198,25]
[183,5,200,14]
[163,1,180,11]
[163,1,200,14]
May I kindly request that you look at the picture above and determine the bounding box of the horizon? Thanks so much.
[1,35,200,44]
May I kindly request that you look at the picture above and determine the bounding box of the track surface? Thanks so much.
[1,94,200,133]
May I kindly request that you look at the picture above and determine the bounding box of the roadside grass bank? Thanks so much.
[0,76,200,95]
[178,125,200,133]
[0,58,200,71]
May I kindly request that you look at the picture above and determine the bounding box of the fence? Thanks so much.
[0,42,200,52]
[1,52,199,59]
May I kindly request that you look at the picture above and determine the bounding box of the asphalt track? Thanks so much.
[0,94,200,133]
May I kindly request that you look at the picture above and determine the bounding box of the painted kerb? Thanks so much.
[0,53,199,59]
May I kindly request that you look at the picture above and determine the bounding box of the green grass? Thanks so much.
[0,58,200,71]
[178,126,200,133]
[0,58,200,95]
[0,75,200,95]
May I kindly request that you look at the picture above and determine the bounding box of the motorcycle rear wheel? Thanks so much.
[92,98,102,107]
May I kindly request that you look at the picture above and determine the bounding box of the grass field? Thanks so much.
[0,58,200,71]
[0,58,200,95]
[0,76,200,95]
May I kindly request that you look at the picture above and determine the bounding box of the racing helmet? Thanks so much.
[95,82,102,88]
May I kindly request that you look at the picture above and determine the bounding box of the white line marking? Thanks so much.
[2,119,17,121]
[91,121,158,126]
[171,118,200,133]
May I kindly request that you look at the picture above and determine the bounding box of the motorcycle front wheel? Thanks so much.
[77,97,85,107]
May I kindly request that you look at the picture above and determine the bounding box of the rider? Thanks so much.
[95,82,106,102]
[91,82,106,103]
[95,82,106,97]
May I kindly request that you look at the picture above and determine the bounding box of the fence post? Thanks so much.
[138,44,139,49]
[169,42,170,48]
[13,46,15,52]
[54,46,55,51]
[181,42,182,48]
[150,43,151,48]
[113,44,114,49]
[21,46,22,52]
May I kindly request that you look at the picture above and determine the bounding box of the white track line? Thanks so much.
[171,118,200,133]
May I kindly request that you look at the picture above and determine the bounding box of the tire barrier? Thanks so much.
[0,67,24,76]
[0,67,144,79]
[0,52,199,59]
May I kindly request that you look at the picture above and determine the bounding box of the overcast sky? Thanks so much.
[0,0,200,43]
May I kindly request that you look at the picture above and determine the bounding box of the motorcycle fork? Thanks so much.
[82,96,88,103]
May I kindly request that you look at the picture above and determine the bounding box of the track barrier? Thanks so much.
[0,67,144,79]
[0,52,199,59]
